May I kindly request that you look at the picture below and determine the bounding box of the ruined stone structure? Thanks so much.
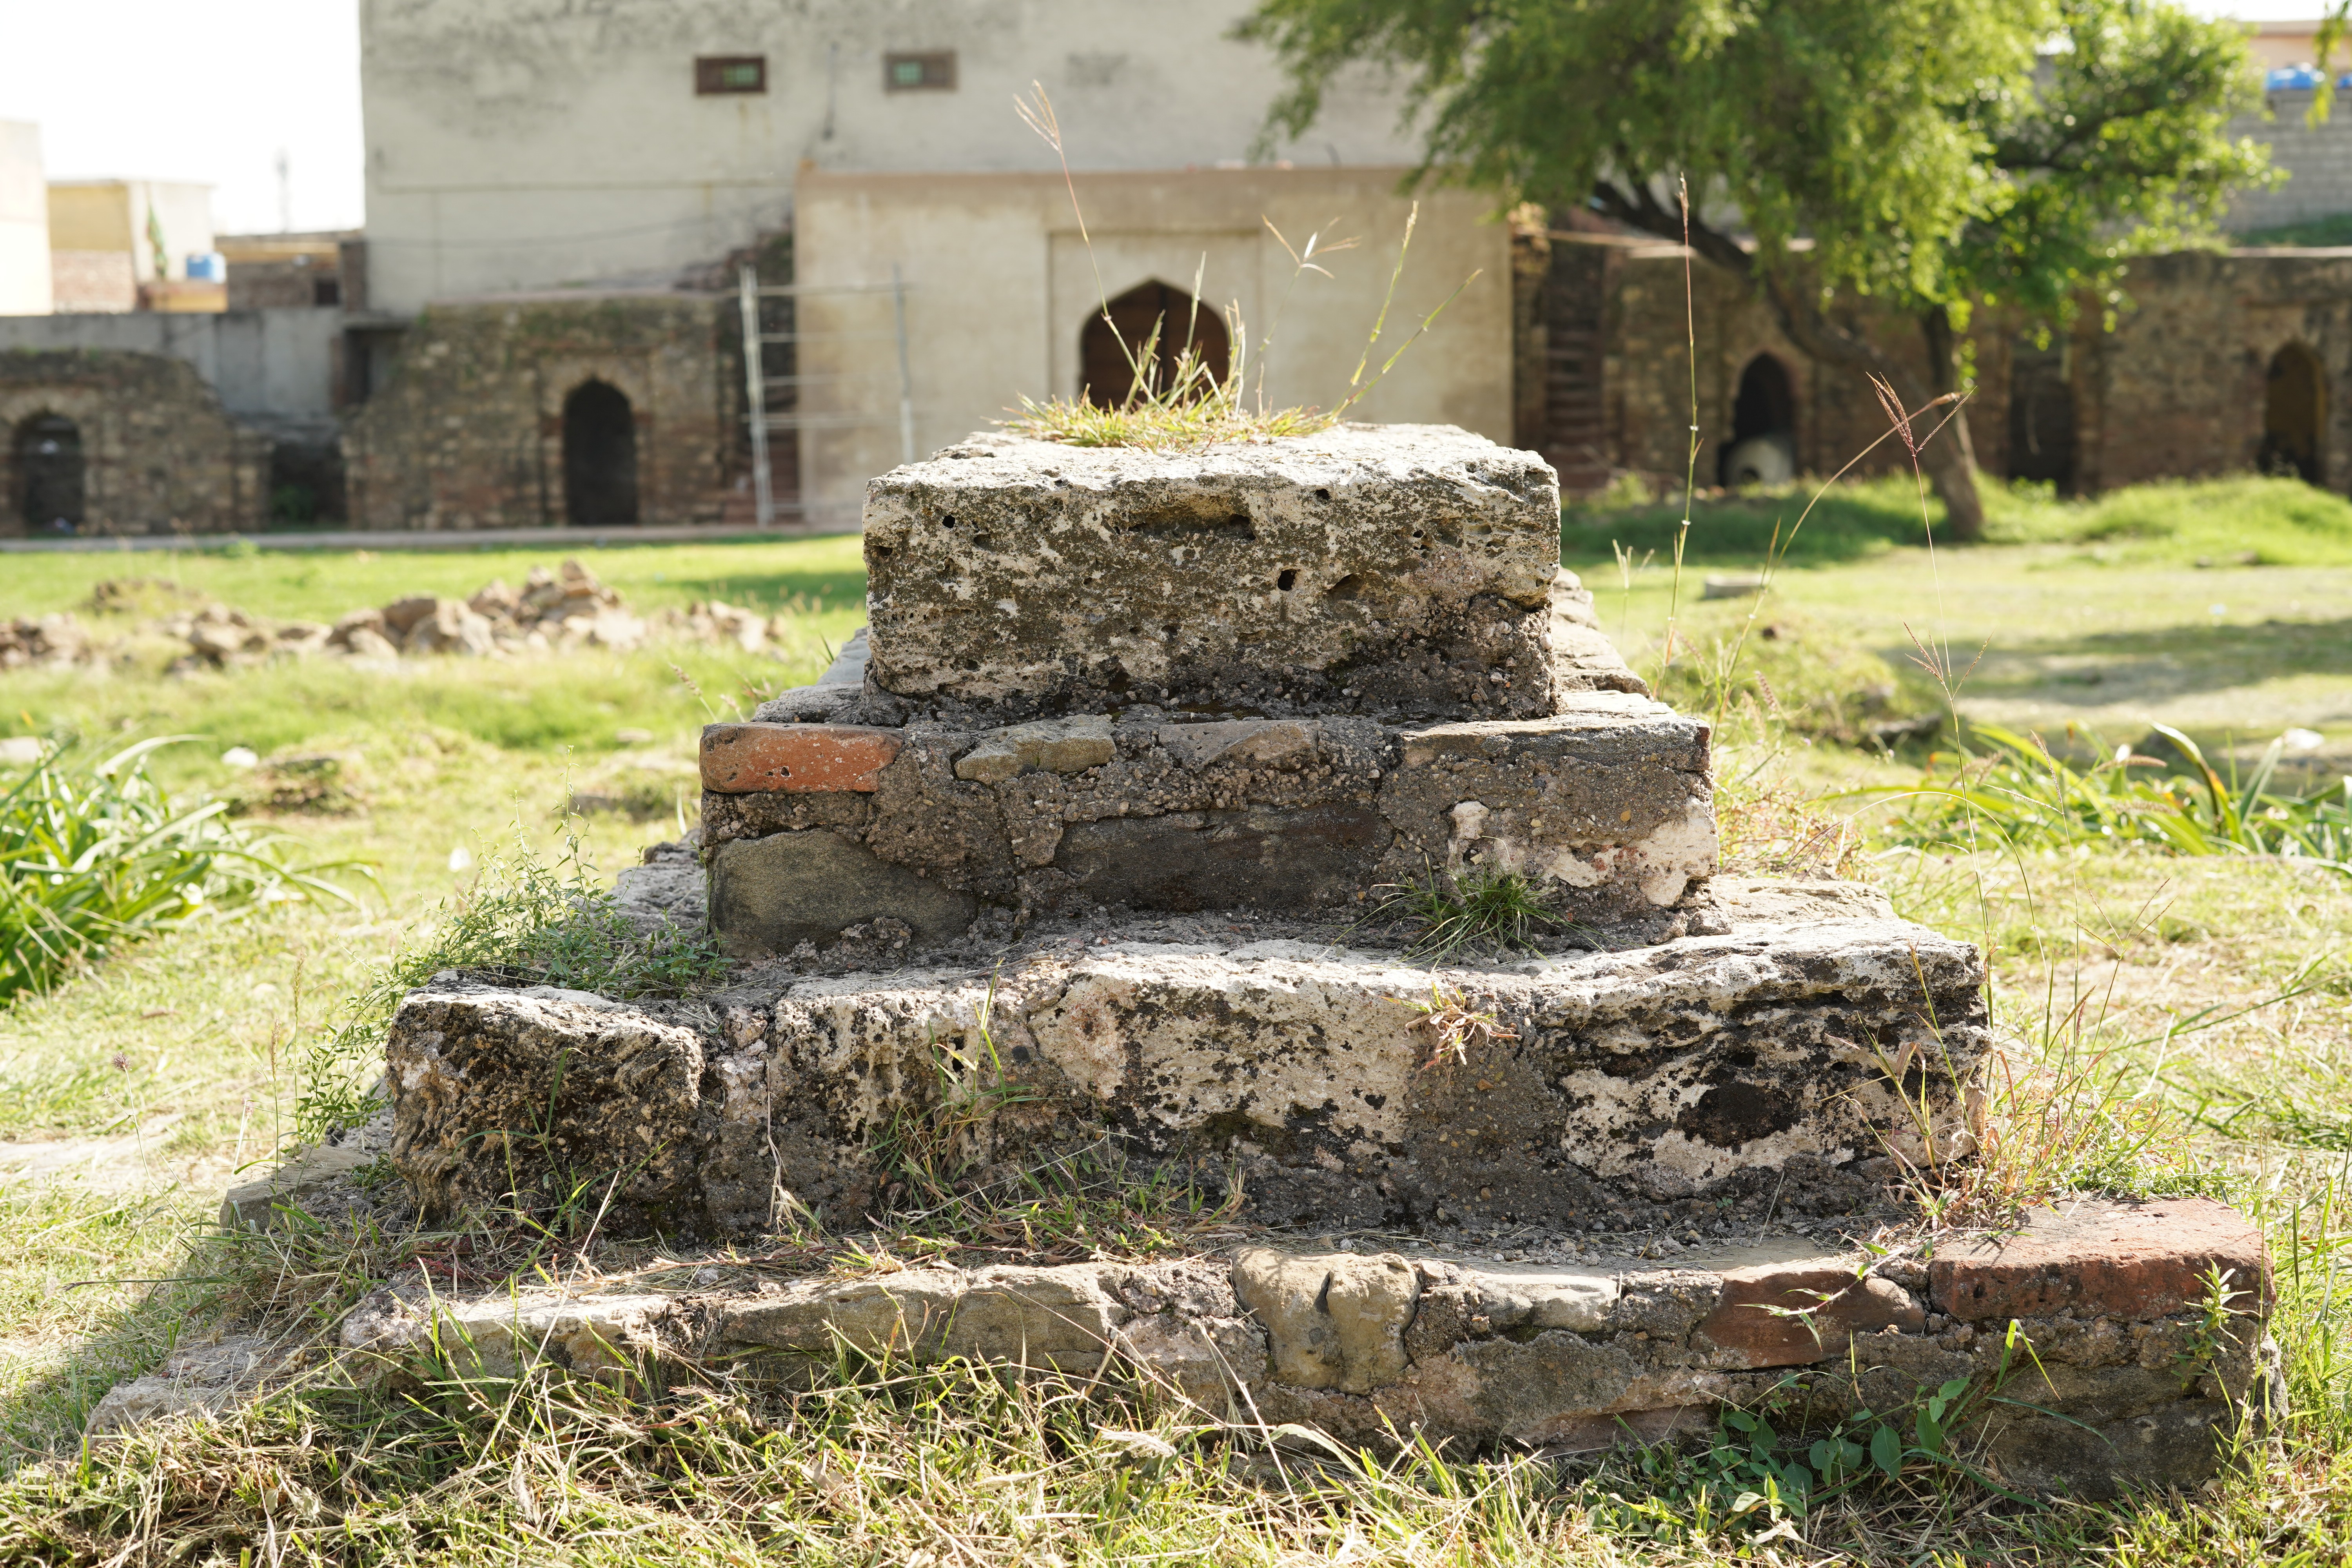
[0,348,269,535]
[339,293,738,530]
[345,423,2274,1492]
[1524,226,2352,500]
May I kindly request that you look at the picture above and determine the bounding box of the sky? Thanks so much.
[0,0,364,237]
[0,0,2335,243]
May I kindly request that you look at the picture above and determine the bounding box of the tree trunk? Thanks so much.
[1918,308,1985,542]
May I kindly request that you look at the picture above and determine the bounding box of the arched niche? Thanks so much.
[13,412,84,533]
[1080,280,1232,409]
[2261,342,2326,486]
[1720,353,1797,486]
[563,379,640,525]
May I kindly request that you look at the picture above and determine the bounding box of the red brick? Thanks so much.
[1693,1263,1924,1368]
[1928,1197,2269,1324]
[701,722,902,793]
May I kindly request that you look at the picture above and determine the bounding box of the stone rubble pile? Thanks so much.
[147,559,795,669]
[0,613,97,671]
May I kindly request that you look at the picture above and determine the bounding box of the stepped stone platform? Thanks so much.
[273,422,2281,1495]
[387,878,1985,1239]
[329,1197,2276,1501]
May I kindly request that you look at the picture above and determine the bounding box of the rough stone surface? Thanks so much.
[708,830,978,958]
[384,887,1985,1237]
[220,1143,377,1230]
[386,981,706,1228]
[1929,1196,2273,1323]
[336,1198,2276,1498]
[701,722,904,793]
[701,691,1715,946]
[860,426,1563,723]
[85,1336,301,1434]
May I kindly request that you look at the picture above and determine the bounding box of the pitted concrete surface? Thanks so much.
[385,881,1986,1237]
[859,426,1563,724]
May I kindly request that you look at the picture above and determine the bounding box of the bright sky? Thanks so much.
[0,0,2332,245]
[0,0,364,237]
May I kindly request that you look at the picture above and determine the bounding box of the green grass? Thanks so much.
[0,534,867,623]
[1567,471,2352,569]
[2240,213,2352,248]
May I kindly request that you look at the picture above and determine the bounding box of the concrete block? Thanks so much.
[861,425,1563,722]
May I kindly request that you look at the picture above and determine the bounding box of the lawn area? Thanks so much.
[2,499,2352,1562]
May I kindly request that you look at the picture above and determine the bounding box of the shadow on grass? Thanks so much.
[1562,487,1944,567]
[1961,615,2352,708]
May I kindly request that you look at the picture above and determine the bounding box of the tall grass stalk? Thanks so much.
[0,737,368,1004]
[1004,83,1475,449]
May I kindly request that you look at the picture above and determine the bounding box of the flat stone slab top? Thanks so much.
[860,426,1564,723]
[331,1196,2277,1501]
[698,691,1714,951]
[383,879,1985,1238]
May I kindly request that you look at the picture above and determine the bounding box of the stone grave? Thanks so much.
[284,425,2273,1497]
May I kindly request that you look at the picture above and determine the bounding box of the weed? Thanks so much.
[1396,980,1517,1070]
[1367,865,1577,958]
[1851,722,2352,873]
[0,737,370,1004]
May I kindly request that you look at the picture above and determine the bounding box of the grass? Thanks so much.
[4,503,2352,1559]
[2241,213,2352,248]
[1568,471,2352,569]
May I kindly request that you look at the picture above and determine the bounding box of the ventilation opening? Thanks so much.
[563,379,639,525]
[2262,342,2326,486]
[1080,279,1231,409]
[14,413,84,534]
[1720,354,1797,486]
[2007,340,2077,493]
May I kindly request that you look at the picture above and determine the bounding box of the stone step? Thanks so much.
[860,425,1566,724]
[332,1197,2276,1499]
[697,690,1715,956]
[385,879,1984,1239]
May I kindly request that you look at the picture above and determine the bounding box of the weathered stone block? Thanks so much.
[861,426,1563,722]
[385,982,706,1227]
[701,722,903,793]
[707,830,977,956]
[219,1143,376,1231]
[702,693,1716,951]
[336,1198,2278,1497]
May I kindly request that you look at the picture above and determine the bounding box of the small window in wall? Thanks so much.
[695,55,767,95]
[886,51,956,91]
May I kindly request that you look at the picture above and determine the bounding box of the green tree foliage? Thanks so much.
[1243,0,2271,536]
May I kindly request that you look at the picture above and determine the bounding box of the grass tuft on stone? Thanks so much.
[1368,865,1578,959]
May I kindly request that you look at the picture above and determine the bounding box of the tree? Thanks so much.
[1242,0,2271,537]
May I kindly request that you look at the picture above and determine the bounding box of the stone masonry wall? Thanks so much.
[340,292,738,530]
[0,348,269,536]
[1564,238,2352,498]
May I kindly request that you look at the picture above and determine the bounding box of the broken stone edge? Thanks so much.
[329,1196,2279,1501]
